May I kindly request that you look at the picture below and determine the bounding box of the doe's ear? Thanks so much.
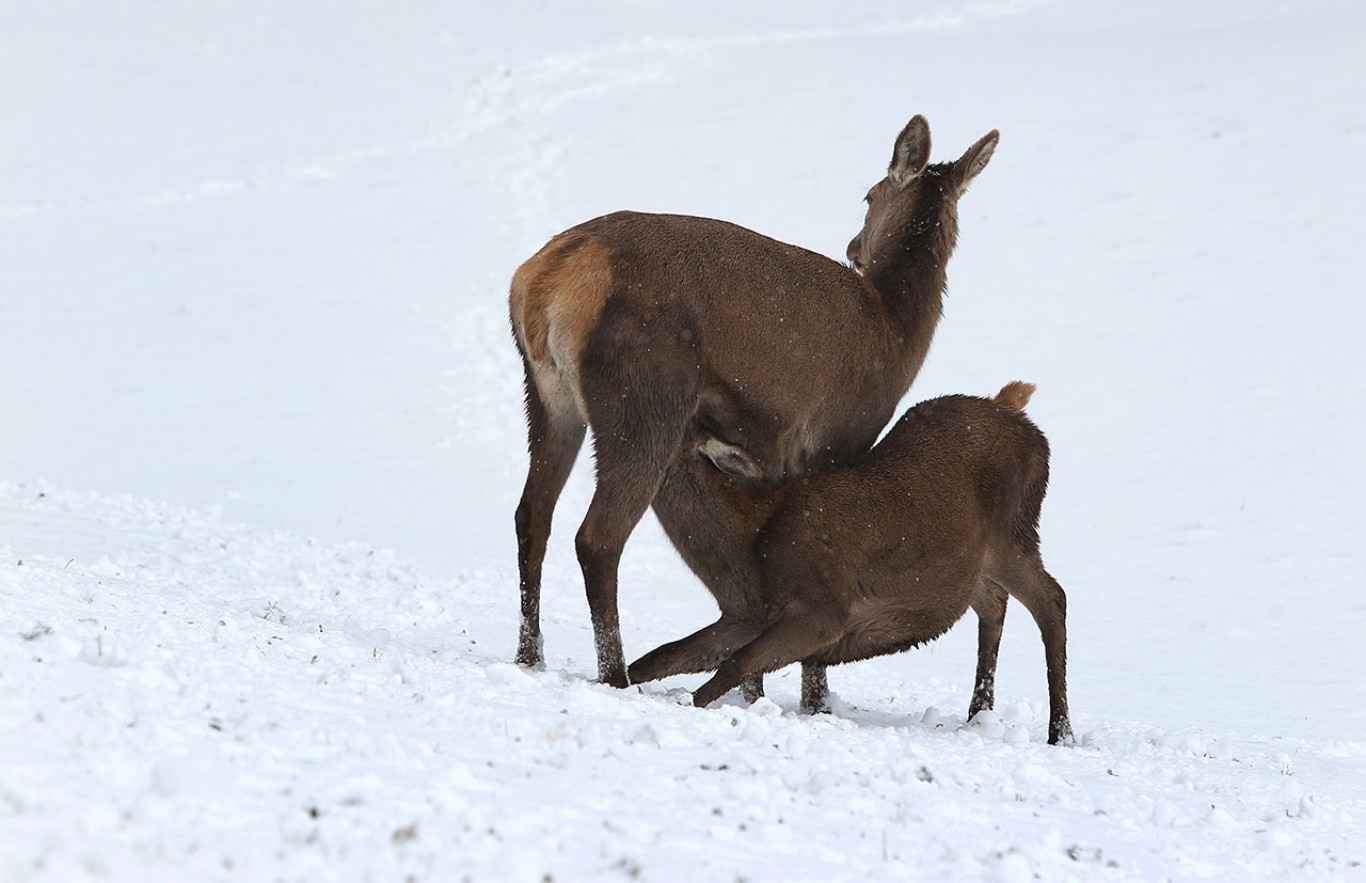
[889,115,931,186]
[955,129,999,192]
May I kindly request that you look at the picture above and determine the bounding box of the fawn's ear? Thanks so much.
[955,129,999,193]
[697,438,765,481]
[889,115,931,186]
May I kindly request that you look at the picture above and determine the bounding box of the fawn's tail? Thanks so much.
[994,381,1037,412]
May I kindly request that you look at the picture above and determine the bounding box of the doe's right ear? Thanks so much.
[954,129,999,193]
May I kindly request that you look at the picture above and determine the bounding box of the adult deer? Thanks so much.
[631,383,1073,746]
[510,115,999,696]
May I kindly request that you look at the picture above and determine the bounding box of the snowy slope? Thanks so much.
[3,1,1365,880]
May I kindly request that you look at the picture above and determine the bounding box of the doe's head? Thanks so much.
[847,115,1000,274]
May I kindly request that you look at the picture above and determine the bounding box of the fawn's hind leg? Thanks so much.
[968,579,1009,720]
[988,552,1071,745]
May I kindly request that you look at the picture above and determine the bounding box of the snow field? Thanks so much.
[3,483,1361,880]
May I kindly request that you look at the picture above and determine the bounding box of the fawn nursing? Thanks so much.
[632,382,1072,745]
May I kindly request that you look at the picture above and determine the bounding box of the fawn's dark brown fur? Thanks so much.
[630,383,1073,745]
[510,116,998,695]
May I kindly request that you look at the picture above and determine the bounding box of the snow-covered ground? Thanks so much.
[3,1,1364,879]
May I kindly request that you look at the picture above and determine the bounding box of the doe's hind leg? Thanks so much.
[514,360,587,669]
[574,376,694,688]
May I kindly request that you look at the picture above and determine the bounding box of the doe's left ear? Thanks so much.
[889,115,932,186]
[955,129,999,193]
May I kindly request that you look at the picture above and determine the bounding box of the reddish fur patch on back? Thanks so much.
[509,231,613,369]
[994,381,1036,412]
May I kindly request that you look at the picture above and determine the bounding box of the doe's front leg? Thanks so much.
[800,663,831,714]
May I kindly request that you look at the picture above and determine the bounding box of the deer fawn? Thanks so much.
[510,115,999,701]
[631,383,1073,746]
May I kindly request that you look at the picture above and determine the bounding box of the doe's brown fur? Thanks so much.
[510,115,1000,697]
[510,233,612,380]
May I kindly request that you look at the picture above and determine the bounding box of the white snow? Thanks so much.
[3,1,1365,879]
